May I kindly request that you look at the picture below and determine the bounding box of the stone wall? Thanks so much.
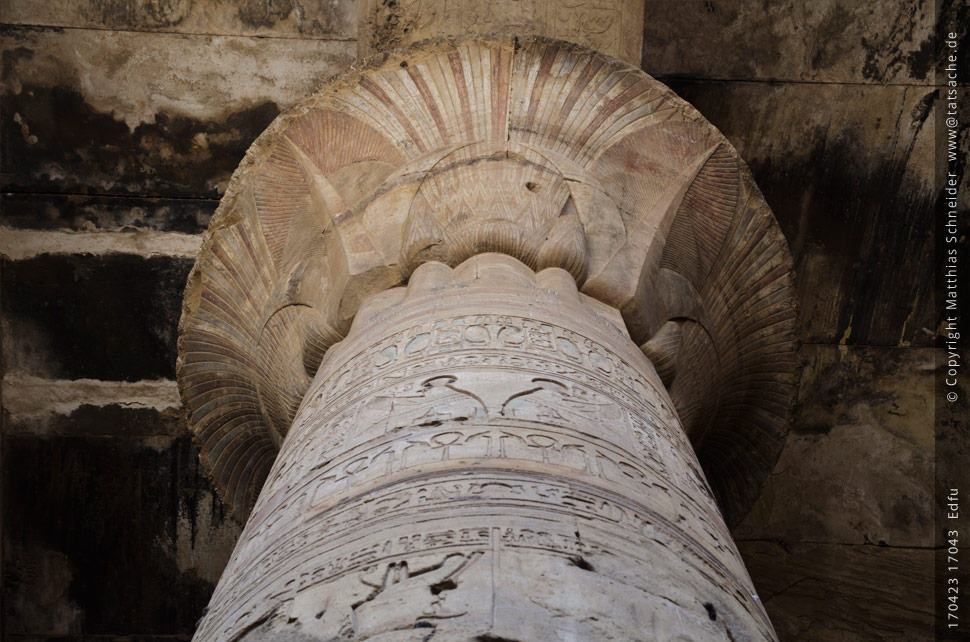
[640,1,967,640]
[0,2,354,638]
[1,1,965,640]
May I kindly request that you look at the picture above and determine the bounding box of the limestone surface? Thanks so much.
[194,254,777,641]
[358,0,645,66]
[176,37,798,529]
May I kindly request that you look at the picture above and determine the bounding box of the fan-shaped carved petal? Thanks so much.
[178,37,796,528]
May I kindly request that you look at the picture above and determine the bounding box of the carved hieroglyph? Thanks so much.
[177,35,797,641]
[194,255,777,640]
[178,37,797,530]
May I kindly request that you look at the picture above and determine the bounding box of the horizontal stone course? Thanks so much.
[0,26,354,198]
[4,403,184,437]
[2,0,357,39]
[1,193,216,234]
[641,0,948,85]
[1,255,192,381]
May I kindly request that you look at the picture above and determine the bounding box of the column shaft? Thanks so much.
[194,255,776,642]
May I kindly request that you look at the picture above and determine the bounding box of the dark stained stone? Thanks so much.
[3,404,185,438]
[1,255,193,381]
[0,193,216,234]
[0,81,279,199]
[665,79,939,346]
[735,345,935,547]
[0,26,354,199]
[2,0,356,39]
[737,541,935,642]
[642,0,965,85]
[1,433,238,636]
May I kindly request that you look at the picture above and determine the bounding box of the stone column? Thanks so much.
[193,254,775,641]
[179,34,798,642]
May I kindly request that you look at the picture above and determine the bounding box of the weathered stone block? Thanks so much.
[0,26,354,197]
[1,255,192,381]
[668,79,940,346]
[3,403,182,438]
[1,0,357,39]
[737,541,934,642]
[1,432,239,636]
[641,0,944,85]
[358,0,645,65]
[735,345,935,547]
[0,193,216,234]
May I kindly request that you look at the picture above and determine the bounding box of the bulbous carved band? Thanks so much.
[177,36,797,528]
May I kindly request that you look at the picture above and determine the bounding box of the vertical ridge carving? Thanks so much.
[178,37,797,544]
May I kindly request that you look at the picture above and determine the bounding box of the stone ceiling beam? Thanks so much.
[357,0,646,66]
